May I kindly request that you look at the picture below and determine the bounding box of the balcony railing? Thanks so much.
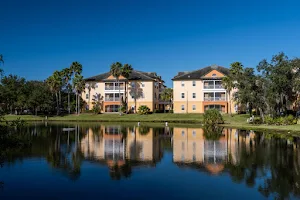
[105,86,125,90]
[204,85,224,89]
[215,85,224,89]
[105,97,121,102]
[204,85,214,89]
[204,97,226,101]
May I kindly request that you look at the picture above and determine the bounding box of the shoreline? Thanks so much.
[4,113,300,133]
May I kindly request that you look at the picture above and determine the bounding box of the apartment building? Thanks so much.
[82,70,166,113]
[173,127,255,175]
[172,65,237,113]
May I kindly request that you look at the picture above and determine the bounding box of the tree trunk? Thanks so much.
[118,79,121,114]
[125,81,128,113]
[56,93,59,115]
[59,90,61,109]
[78,93,80,115]
[259,107,265,123]
[75,93,78,114]
[228,91,232,115]
[68,92,70,114]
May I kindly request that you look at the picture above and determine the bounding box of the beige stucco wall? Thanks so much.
[173,77,238,114]
[82,80,158,112]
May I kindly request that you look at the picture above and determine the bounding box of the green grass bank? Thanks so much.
[4,113,300,132]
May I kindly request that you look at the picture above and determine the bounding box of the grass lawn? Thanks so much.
[4,113,300,132]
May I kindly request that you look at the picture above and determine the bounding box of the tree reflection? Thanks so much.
[225,131,300,199]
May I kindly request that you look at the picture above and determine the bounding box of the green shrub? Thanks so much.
[265,116,275,125]
[253,117,262,124]
[265,115,296,126]
[169,110,174,113]
[119,106,126,113]
[138,105,150,115]
[92,105,101,114]
[285,115,296,125]
[203,109,224,126]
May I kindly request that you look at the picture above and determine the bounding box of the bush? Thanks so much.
[92,105,101,114]
[264,116,274,125]
[138,105,151,115]
[263,115,296,125]
[253,117,262,124]
[169,110,174,113]
[203,109,224,126]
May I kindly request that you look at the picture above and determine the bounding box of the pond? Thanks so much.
[0,122,300,199]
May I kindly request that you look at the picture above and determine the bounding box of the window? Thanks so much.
[192,130,196,136]
[86,94,89,99]
[181,105,185,110]
[192,105,196,110]
[192,93,196,98]
[142,92,145,98]
[141,82,145,87]
[192,81,196,86]
[182,142,185,150]
[212,74,217,77]
[95,83,98,88]
[181,81,185,87]
[181,130,185,136]
[181,93,185,99]
[131,82,136,88]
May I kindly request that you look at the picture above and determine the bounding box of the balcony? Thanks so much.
[203,81,224,89]
[105,83,125,91]
[204,85,214,89]
[204,92,226,101]
[105,97,121,102]
[204,97,226,101]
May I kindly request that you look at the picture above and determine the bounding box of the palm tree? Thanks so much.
[46,75,61,115]
[0,54,3,65]
[70,61,83,114]
[161,88,173,112]
[73,74,85,115]
[110,62,123,114]
[86,82,96,110]
[0,54,4,78]
[52,71,63,110]
[121,64,133,113]
[62,68,73,114]
[222,76,234,115]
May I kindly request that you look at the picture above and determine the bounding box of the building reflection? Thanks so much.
[80,125,162,179]
[172,127,255,175]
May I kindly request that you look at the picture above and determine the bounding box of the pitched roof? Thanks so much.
[172,65,229,80]
[85,70,157,82]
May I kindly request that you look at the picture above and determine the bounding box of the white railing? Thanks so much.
[105,97,121,102]
[204,85,224,89]
[204,97,226,101]
[105,86,124,90]
[204,85,214,89]
[215,85,224,89]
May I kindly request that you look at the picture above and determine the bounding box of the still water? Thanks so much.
[1,122,300,199]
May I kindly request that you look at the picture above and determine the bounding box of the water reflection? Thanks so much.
[1,123,300,199]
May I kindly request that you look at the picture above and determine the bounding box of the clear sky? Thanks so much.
[1,0,300,87]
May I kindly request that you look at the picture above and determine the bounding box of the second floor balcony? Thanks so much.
[105,82,125,91]
[203,81,224,89]
[204,92,226,101]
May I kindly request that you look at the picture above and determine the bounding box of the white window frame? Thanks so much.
[181,93,185,99]
[181,81,185,87]
[181,105,185,110]
[192,80,196,86]
[192,105,196,110]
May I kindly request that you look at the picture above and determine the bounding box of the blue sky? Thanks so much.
[1,0,300,87]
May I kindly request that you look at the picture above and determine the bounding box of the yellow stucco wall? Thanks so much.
[173,68,238,114]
